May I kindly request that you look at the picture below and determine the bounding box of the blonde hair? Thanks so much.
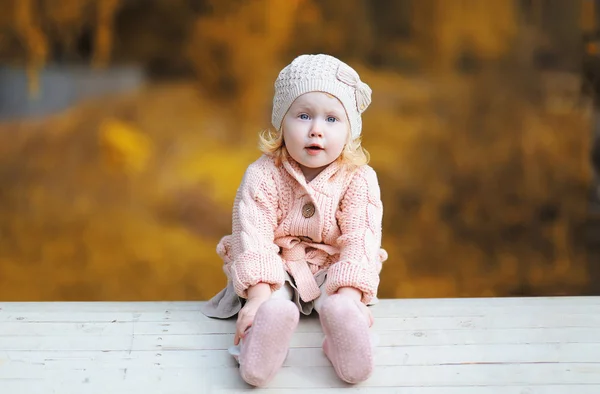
[258,127,370,168]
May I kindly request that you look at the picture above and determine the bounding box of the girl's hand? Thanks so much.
[336,287,374,327]
[234,297,268,345]
[234,283,272,345]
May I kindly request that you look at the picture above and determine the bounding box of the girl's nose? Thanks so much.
[309,124,323,138]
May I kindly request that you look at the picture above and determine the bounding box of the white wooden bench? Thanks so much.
[1,296,599,393]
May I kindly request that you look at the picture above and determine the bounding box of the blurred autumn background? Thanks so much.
[0,0,599,301]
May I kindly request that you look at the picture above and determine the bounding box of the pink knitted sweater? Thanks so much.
[217,154,387,305]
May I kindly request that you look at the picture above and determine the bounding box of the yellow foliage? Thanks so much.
[92,0,120,68]
[1,0,121,91]
[0,68,593,300]
[412,0,518,70]
[187,0,306,126]
[581,0,597,31]
[14,0,48,95]
[0,1,595,301]
[173,142,257,209]
[99,118,153,174]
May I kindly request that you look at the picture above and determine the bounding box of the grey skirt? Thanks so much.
[201,270,327,319]
[200,270,378,319]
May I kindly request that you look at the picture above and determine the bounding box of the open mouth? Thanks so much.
[306,144,324,151]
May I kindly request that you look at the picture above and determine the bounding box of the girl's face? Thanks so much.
[282,92,349,182]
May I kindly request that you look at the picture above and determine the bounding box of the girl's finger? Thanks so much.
[234,314,247,345]
[235,315,252,345]
[234,325,246,345]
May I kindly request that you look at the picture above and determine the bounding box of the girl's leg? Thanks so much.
[237,285,298,387]
[312,282,329,313]
[231,282,294,359]
[230,283,294,359]
[318,294,373,384]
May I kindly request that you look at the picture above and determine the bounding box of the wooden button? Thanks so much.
[302,202,315,218]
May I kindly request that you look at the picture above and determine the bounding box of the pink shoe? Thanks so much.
[238,299,299,387]
[319,294,373,384]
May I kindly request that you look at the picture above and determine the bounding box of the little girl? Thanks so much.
[202,54,387,387]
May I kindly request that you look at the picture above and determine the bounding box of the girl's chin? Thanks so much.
[288,152,336,170]
[297,160,333,170]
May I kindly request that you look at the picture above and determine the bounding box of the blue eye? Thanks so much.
[327,116,337,122]
[299,114,309,120]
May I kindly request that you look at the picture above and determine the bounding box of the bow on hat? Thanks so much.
[336,63,372,113]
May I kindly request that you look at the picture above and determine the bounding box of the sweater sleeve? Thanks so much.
[325,166,383,304]
[228,162,285,298]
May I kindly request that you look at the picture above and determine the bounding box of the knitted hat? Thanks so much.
[271,54,372,140]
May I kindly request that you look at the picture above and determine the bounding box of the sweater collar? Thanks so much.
[282,154,343,193]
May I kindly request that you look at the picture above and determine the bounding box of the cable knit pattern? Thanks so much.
[217,154,386,304]
[221,157,286,298]
[326,166,383,303]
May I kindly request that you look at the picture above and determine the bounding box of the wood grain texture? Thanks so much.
[1,297,599,393]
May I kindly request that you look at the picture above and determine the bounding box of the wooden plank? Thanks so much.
[2,296,600,310]
[2,296,600,314]
[2,342,600,369]
[2,313,599,337]
[2,326,599,352]
[370,298,600,319]
[3,381,600,394]
[1,363,600,387]
[212,387,600,394]
[1,297,599,393]
[0,301,202,312]
[2,382,600,394]
[3,304,600,322]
